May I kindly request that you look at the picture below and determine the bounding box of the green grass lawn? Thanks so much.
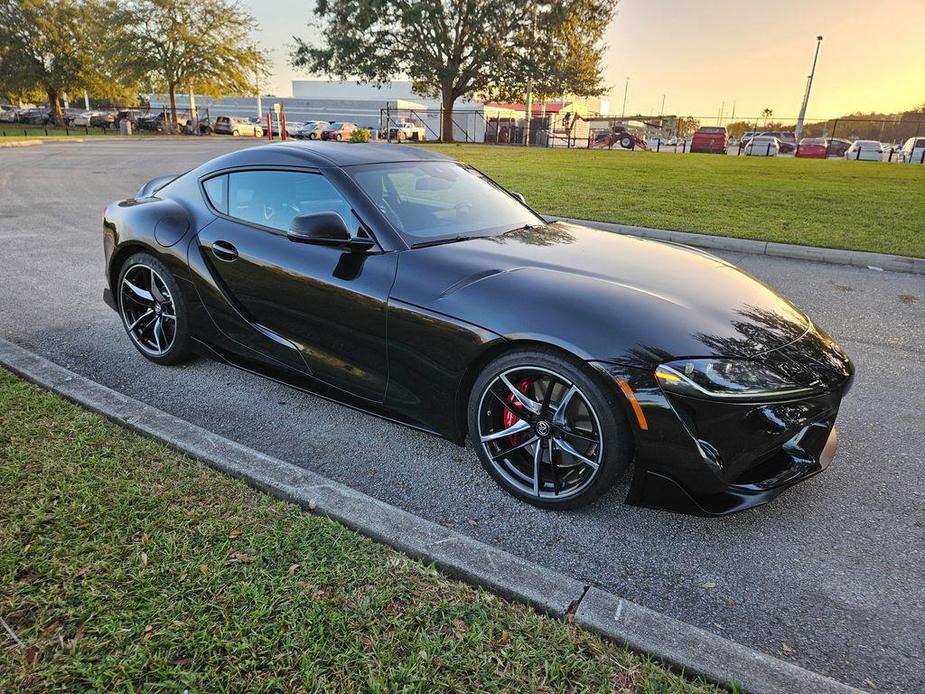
[0,370,722,693]
[426,144,925,258]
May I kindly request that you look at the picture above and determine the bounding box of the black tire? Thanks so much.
[232,129,239,136]
[468,347,632,510]
[335,133,342,141]
[620,135,633,149]
[117,252,193,365]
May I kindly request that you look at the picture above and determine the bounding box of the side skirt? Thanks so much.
[189,337,450,443]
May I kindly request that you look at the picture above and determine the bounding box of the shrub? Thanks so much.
[350,128,370,143]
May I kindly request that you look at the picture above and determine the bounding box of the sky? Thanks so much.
[245,0,925,121]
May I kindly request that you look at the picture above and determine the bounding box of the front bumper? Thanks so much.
[592,324,854,516]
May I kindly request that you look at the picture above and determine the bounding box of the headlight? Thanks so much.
[654,359,816,400]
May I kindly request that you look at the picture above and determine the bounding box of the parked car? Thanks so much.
[796,137,829,159]
[71,110,96,127]
[845,140,884,161]
[900,136,925,164]
[321,122,358,141]
[19,108,50,125]
[269,119,303,138]
[0,107,18,122]
[690,126,727,154]
[214,116,263,137]
[745,135,780,156]
[102,143,853,514]
[115,110,144,127]
[758,131,796,154]
[826,138,852,158]
[90,110,116,127]
[296,121,329,140]
[388,120,426,142]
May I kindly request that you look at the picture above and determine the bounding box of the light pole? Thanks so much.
[795,35,823,143]
[621,77,629,119]
[253,44,262,120]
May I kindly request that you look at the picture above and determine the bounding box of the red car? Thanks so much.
[690,126,727,154]
[320,122,358,141]
[796,137,829,159]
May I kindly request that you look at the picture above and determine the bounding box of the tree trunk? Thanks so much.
[47,88,63,127]
[441,84,455,143]
[168,83,178,133]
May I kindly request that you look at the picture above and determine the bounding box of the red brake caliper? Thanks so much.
[502,378,532,445]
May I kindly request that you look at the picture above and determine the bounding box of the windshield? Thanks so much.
[350,161,543,245]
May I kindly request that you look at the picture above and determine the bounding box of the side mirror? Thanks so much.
[288,212,351,244]
[510,191,526,205]
[288,212,375,251]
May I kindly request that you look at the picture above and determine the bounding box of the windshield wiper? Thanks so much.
[411,235,472,249]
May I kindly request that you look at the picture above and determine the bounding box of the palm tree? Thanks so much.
[761,108,773,126]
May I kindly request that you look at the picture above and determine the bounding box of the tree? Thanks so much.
[676,116,699,138]
[0,0,116,124]
[113,0,269,130]
[761,107,773,126]
[292,0,617,142]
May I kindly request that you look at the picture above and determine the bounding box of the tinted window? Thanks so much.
[351,161,543,244]
[226,170,357,234]
[203,175,227,213]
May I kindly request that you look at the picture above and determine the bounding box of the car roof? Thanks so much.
[201,142,453,170]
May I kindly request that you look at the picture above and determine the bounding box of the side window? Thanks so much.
[226,170,358,235]
[202,174,227,214]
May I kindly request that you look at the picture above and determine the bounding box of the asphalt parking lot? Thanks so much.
[1,139,923,693]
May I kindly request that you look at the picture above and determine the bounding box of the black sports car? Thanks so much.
[102,143,854,515]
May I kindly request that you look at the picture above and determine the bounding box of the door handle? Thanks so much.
[212,240,238,261]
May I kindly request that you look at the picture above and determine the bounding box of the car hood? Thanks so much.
[391,221,811,364]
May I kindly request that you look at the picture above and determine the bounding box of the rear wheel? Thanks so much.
[232,129,239,136]
[620,135,633,149]
[309,132,317,140]
[335,133,342,141]
[117,252,192,365]
[468,348,631,509]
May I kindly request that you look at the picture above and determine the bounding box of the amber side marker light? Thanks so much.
[616,379,649,431]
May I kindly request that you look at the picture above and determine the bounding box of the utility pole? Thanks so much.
[718,101,725,125]
[254,44,262,120]
[795,35,823,143]
[660,94,666,117]
[621,77,629,118]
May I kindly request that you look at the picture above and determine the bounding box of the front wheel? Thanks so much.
[117,252,193,365]
[232,129,239,136]
[468,348,631,509]
[309,132,317,140]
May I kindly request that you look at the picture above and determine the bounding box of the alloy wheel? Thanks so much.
[119,264,177,357]
[477,366,603,500]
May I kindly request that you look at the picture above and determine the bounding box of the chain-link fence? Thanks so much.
[373,107,925,163]
[0,104,255,138]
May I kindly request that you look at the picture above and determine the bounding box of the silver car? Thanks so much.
[296,120,329,140]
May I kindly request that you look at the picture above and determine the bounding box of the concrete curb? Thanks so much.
[550,216,925,275]
[0,337,864,694]
[0,139,43,148]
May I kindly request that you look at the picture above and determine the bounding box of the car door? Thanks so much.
[192,168,396,402]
